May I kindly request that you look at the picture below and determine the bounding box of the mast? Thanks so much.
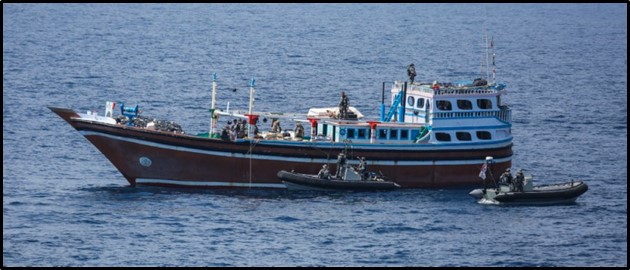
[484,32,489,81]
[380,82,385,122]
[209,73,218,137]
[247,78,255,137]
[481,5,490,81]
[492,37,496,84]
[484,21,490,80]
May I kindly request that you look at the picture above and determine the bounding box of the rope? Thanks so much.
[246,138,260,189]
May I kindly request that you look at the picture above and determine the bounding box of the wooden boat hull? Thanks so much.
[278,170,400,191]
[49,106,513,189]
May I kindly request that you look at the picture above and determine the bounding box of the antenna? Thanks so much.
[483,6,490,80]
[483,6,490,81]
[492,37,496,84]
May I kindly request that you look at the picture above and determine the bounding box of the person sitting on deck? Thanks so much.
[294,122,305,140]
[271,118,281,133]
[431,81,440,90]
[317,164,331,180]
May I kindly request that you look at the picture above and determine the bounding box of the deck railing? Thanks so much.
[393,81,502,95]
[432,106,511,123]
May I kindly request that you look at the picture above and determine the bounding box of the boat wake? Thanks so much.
[477,198,500,205]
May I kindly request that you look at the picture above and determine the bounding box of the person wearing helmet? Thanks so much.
[338,91,349,120]
[407,63,416,84]
[515,169,525,192]
[499,168,514,189]
[336,152,347,179]
[271,118,281,133]
[357,156,368,180]
[318,164,331,180]
[294,122,305,140]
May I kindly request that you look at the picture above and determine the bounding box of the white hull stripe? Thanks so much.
[136,178,287,188]
[79,131,511,166]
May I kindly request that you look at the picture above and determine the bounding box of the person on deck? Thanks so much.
[407,63,416,84]
[338,91,349,120]
[220,126,230,141]
[294,122,305,140]
[271,118,282,133]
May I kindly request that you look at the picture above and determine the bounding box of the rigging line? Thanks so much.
[245,138,258,189]
[343,139,355,160]
[308,140,332,166]
[249,139,252,189]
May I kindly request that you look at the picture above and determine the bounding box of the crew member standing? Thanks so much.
[335,152,347,179]
[338,91,349,119]
[407,63,416,84]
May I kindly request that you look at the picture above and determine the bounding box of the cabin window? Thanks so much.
[407,96,415,107]
[477,99,492,109]
[400,129,409,140]
[357,129,366,139]
[321,124,328,136]
[436,100,452,111]
[346,128,355,139]
[417,98,425,109]
[457,100,473,110]
[389,129,398,140]
[476,131,492,140]
[378,129,387,139]
[435,132,451,142]
[456,131,472,141]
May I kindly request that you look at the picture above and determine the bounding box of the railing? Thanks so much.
[393,81,503,96]
[431,106,511,123]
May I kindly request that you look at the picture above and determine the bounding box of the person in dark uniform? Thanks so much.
[515,169,525,192]
[357,156,368,180]
[499,168,514,190]
[335,152,347,179]
[294,122,305,140]
[271,118,281,133]
[407,63,416,84]
[220,126,230,141]
[317,164,331,179]
[338,91,349,120]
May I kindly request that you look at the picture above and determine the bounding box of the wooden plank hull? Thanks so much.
[49,106,512,189]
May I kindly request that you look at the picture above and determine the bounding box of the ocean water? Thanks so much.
[3,3,627,267]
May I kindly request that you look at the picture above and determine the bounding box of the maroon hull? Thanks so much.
[49,106,511,188]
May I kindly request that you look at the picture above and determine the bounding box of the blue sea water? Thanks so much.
[3,3,627,267]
